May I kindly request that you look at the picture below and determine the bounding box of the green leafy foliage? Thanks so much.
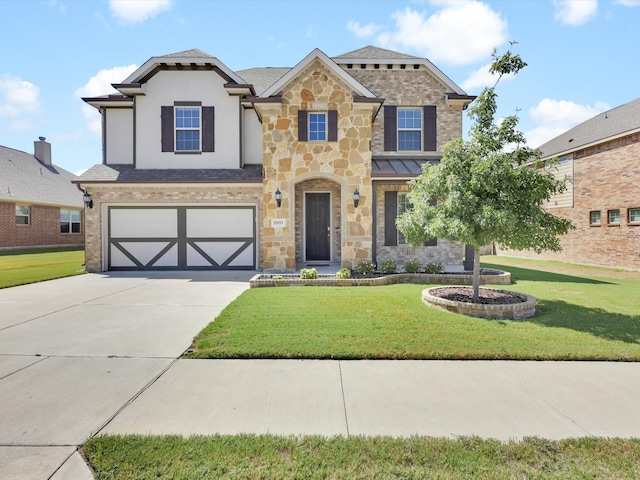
[379,258,397,274]
[300,268,318,279]
[424,262,444,274]
[396,45,574,299]
[353,260,376,275]
[403,260,422,273]
[335,268,351,279]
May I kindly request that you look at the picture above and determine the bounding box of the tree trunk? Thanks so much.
[472,245,481,302]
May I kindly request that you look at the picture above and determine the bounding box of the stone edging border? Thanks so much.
[422,286,537,320]
[249,270,511,288]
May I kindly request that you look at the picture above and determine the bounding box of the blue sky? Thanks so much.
[1,0,638,175]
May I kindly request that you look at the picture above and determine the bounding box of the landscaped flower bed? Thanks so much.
[249,268,510,288]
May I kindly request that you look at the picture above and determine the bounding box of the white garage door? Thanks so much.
[108,206,256,270]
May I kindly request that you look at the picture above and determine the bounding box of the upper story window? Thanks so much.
[308,113,327,141]
[15,205,30,225]
[175,107,201,152]
[161,104,215,154]
[589,210,601,226]
[60,209,81,234]
[629,207,640,224]
[298,110,337,142]
[608,209,621,225]
[384,105,437,152]
[397,108,422,151]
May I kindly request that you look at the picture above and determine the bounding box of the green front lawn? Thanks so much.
[83,435,640,480]
[189,256,640,361]
[0,247,86,288]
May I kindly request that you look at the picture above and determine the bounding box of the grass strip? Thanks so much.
[83,434,640,480]
[0,247,85,288]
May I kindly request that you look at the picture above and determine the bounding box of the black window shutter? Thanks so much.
[298,110,308,141]
[424,238,437,247]
[384,106,397,151]
[423,105,437,151]
[202,106,215,152]
[328,110,338,141]
[161,106,174,152]
[384,191,398,246]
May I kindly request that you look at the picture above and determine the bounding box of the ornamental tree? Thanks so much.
[397,46,574,301]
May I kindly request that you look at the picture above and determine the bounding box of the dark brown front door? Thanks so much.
[305,193,330,261]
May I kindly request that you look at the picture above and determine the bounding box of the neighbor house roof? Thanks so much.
[539,97,640,158]
[333,46,422,60]
[236,67,291,96]
[77,164,263,183]
[0,145,82,208]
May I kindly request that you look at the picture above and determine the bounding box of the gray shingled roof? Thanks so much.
[77,164,263,183]
[161,49,213,58]
[333,46,421,60]
[0,145,82,207]
[372,157,440,177]
[539,97,640,158]
[235,67,291,96]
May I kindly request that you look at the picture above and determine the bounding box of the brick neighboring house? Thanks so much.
[0,138,84,249]
[497,98,640,270]
[77,46,475,272]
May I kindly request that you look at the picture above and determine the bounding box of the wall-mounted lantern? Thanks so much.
[353,189,360,208]
[275,188,282,208]
[83,190,93,209]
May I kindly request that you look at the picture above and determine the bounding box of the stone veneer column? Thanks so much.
[260,60,374,271]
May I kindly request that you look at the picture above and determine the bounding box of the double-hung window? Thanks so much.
[60,209,81,234]
[175,106,201,152]
[629,208,640,224]
[608,209,621,225]
[308,113,327,141]
[397,108,422,151]
[15,205,30,225]
[589,210,601,226]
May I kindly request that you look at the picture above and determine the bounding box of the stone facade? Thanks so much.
[498,133,640,270]
[260,60,374,271]
[0,201,84,249]
[82,184,262,271]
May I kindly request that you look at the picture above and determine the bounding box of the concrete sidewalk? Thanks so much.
[101,359,640,440]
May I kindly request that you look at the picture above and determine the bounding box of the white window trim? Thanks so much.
[607,209,621,225]
[589,210,601,226]
[308,112,327,142]
[175,106,202,152]
[397,107,422,152]
[15,204,30,226]
[629,207,640,224]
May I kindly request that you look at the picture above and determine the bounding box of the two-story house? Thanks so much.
[77,46,474,272]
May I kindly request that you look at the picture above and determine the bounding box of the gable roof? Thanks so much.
[0,145,83,208]
[259,48,376,99]
[121,48,247,86]
[332,45,467,96]
[333,46,421,60]
[236,67,291,96]
[539,97,640,158]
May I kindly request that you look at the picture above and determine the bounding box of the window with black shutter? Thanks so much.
[160,103,214,153]
[298,109,338,142]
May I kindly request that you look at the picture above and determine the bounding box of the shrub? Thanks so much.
[424,262,444,274]
[336,268,351,279]
[300,268,318,279]
[379,258,397,274]
[353,260,376,276]
[403,260,422,273]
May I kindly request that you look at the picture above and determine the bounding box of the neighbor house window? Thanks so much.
[308,113,327,141]
[397,193,412,244]
[397,108,422,151]
[175,106,201,152]
[589,210,601,226]
[608,209,620,225]
[60,209,81,234]
[15,205,30,225]
[629,207,640,224]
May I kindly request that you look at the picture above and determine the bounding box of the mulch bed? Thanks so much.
[430,287,527,305]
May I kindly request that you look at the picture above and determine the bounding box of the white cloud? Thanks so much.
[75,64,138,136]
[525,98,610,147]
[614,0,640,6]
[0,74,40,118]
[370,2,507,66]
[346,20,382,39]
[109,0,170,25]
[553,0,598,26]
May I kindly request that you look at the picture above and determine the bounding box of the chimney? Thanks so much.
[34,136,52,166]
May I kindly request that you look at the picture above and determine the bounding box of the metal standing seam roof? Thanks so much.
[76,164,264,183]
[538,97,640,158]
[0,145,83,207]
[371,157,440,177]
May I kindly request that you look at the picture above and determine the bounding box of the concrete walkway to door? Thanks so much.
[0,271,252,480]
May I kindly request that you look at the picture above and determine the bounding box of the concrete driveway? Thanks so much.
[0,271,251,480]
